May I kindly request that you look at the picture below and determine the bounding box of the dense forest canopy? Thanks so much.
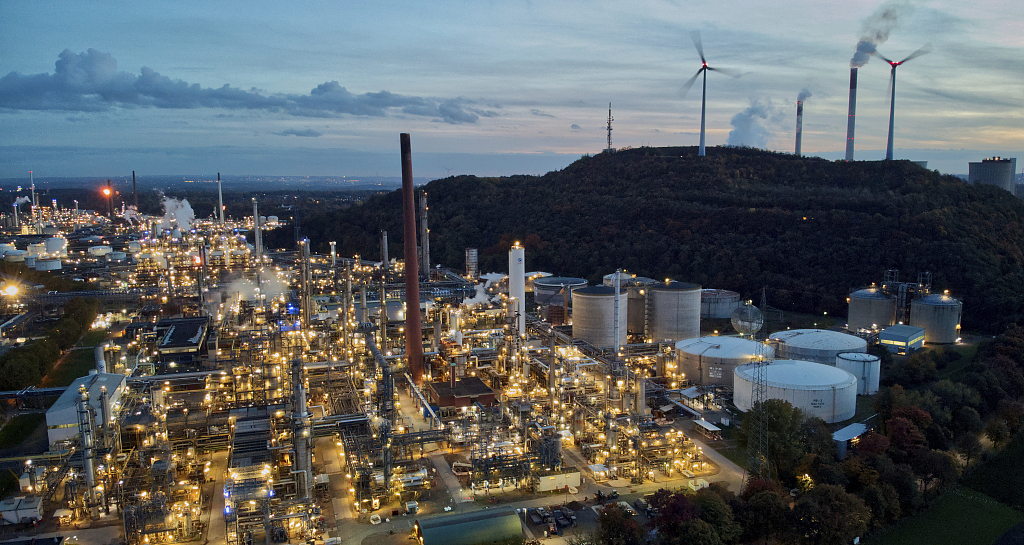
[287,146,1024,332]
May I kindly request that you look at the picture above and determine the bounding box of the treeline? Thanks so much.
[289,146,1024,332]
[0,297,98,390]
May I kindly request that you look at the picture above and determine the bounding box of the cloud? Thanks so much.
[275,128,322,137]
[570,124,582,130]
[0,49,493,124]
[531,109,555,118]
[727,99,786,149]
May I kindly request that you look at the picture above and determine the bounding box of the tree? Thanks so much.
[649,488,700,543]
[985,419,1011,447]
[790,484,870,545]
[740,489,789,543]
[738,399,806,481]
[693,488,741,544]
[860,482,901,526]
[673,519,723,545]
[955,433,982,467]
[595,505,645,545]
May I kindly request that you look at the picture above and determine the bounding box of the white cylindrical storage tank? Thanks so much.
[508,244,526,337]
[701,289,741,319]
[534,276,587,307]
[107,251,127,262]
[45,237,68,256]
[769,329,867,365]
[88,245,112,257]
[4,250,27,263]
[24,256,36,268]
[267,215,279,224]
[675,336,774,386]
[36,258,62,271]
[734,360,858,423]
[572,285,627,348]
[847,288,896,331]
[603,271,633,288]
[649,281,702,343]
[0,244,15,256]
[126,240,143,253]
[26,243,45,257]
[910,294,962,344]
[836,352,881,395]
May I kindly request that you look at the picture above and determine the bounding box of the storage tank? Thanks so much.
[836,352,881,395]
[35,258,62,271]
[534,276,586,307]
[0,244,15,256]
[107,251,127,262]
[910,293,962,344]
[88,245,112,257]
[24,256,35,268]
[603,271,633,288]
[847,287,896,331]
[126,240,143,253]
[26,243,45,257]
[675,336,774,386]
[734,360,858,423]
[4,250,27,263]
[769,329,867,365]
[648,281,701,343]
[572,285,627,348]
[267,215,279,224]
[701,289,741,319]
[45,237,67,256]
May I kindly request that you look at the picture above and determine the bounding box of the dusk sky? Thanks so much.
[1,0,1021,179]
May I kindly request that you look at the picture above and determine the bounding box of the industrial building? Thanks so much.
[45,372,126,444]
[969,157,1017,194]
[879,324,926,355]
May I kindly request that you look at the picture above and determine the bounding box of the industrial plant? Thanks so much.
[0,153,969,545]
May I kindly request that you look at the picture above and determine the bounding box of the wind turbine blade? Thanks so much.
[899,43,933,64]
[875,51,895,64]
[708,66,742,78]
[678,68,703,97]
[690,30,705,63]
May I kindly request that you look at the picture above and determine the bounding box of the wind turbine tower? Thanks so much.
[680,32,739,157]
[879,44,931,161]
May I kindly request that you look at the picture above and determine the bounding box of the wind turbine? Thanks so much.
[877,43,932,160]
[679,31,740,157]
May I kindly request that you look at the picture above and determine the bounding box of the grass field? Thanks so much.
[41,328,109,388]
[0,413,45,449]
[75,330,107,348]
[867,485,1023,545]
[962,432,1024,510]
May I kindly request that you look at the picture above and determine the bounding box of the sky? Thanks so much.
[1,0,1022,179]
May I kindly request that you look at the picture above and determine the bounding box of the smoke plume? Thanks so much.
[13,196,30,206]
[797,88,813,102]
[159,197,195,231]
[851,0,910,67]
[121,205,143,226]
[727,99,786,149]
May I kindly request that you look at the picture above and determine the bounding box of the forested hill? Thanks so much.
[289,146,1024,332]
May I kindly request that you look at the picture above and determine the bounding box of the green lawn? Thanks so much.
[0,413,45,449]
[867,485,1024,545]
[715,446,750,471]
[41,345,103,387]
[75,329,107,348]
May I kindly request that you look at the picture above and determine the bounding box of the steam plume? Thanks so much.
[797,88,813,102]
[727,99,785,149]
[159,196,195,231]
[13,196,30,206]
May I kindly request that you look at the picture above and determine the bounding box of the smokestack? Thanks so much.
[12,203,18,229]
[509,243,526,338]
[418,192,429,280]
[400,134,424,384]
[845,68,858,161]
[106,179,113,217]
[29,171,36,227]
[217,173,225,224]
[795,101,804,156]
[132,170,137,209]
[252,198,263,265]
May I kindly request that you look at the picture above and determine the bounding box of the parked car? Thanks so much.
[617,501,637,516]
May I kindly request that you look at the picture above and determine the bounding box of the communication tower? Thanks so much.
[732,302,770,479]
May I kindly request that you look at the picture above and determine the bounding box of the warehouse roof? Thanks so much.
[416,508,522,545]
[47,373,126,416]
[156,316,210,352]
[429,376,495,399]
